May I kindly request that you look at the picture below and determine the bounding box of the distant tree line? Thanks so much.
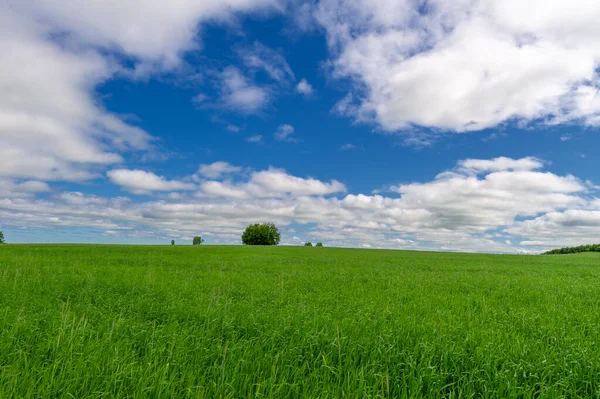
[167,225,324,247]
[543,244,600,255]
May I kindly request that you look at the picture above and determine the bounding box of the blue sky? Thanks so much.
[2,0,600,252]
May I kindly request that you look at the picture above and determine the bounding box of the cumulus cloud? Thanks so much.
[198,167,347,198]
[0,7,152,181]
[509,210,600,248]
[200,42,296,114]
[11,0,277,69]
[250,168,346,196]
[457,157,544,174]
[317,0,600,133]
[107,169,196,195]
[239,41,295,84]
[217,66,271,114]
[196,162,243,179]
[3,157,599,252]
[274,124,300,142]
[296,78,315,96]
[247,135,263,143]
[0,0,278,182]
[0,179,51,199]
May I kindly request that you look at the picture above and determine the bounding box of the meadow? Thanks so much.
[1,245,600,398]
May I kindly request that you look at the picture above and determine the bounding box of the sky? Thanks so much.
[2,0,600,253]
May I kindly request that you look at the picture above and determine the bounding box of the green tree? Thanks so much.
[241,223,280,246]
[0,231,4,244]
[171,240,175,246]
[315,242,323,247]
[193,236,204,245]
[542,243,600,255]
[304,242,313,247]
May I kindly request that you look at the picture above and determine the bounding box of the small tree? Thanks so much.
[315,242,323,247]
[241,223,280,245]
[304,242,313,247]
[193,236,204,245]
[0,231,4,244]
[171,240,175,245]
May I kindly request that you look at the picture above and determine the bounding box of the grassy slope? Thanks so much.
[1,245,600,398]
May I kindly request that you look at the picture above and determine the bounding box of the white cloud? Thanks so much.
[340,143,357,150]
[0,7,152,181]
[296,78,314,96]
[2,157,600,252]
[15,181,51,193]
[560,135,572,142]
[226,124,240,132]
[0,0,278,182]
[508,210,600,249]
[250,168,346,196]
[198,167,347,198]
[274,124,300,142]
[317,0,600,133]
[202,43,296,114]
[239,41,295,84]
[196,162,243,179]
[0,179,51,199]
[218,66,270,114]
[247,135,263,143]
[12,0,277,69]
[391,169,584,231]
[192,94,209,104]
[199,181,251,199]
[457,157,544,174]
[107,169,195,195]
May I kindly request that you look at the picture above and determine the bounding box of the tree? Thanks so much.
[171,240,175,245]
[304,242,313,247]
[543,243,600,255]
[0,231,4,244]
[241,223,280,245]
[193,236,204,245]
[315,242,323,247]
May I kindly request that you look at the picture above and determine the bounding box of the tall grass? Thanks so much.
[1,245,600,397]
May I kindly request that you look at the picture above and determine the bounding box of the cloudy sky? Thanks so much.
[2,0,600,252]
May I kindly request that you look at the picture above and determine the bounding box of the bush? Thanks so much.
[304,242,313,247]
[193,236,204,245]
[242,223,280,246]
[171,240,175,245]
[315,242,323,247]
[0,231,4,244]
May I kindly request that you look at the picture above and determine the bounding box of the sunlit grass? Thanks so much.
[1,245,600,397]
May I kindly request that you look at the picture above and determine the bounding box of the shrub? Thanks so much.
[315,242,323,247]
[304,242,313,247]
[241,223,280,246]
[0,231,4,244]
[193,236,204,245]
[171,240,175,245]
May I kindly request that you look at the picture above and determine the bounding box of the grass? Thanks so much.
[1,245,600,398]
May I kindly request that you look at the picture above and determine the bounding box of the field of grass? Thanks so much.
[1,245,600,397]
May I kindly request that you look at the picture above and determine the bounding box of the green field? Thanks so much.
[1,245,600,398]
